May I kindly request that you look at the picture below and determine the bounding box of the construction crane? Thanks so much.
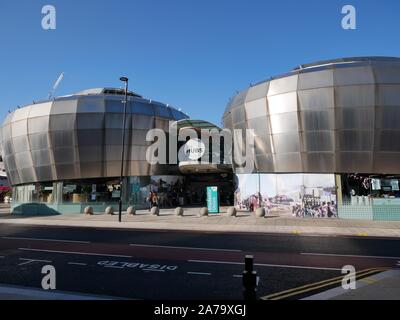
[48,72,64,100]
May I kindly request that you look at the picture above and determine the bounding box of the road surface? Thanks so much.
[0,223,398,299]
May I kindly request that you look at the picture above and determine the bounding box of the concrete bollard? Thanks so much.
[127,206,136,215]
[226,207,237,217]
[105,206,115,215]
[84,206,94,215]
[150,206,160,216]
[255,207,265,218]
[199,207,208,217]
[175,207,184,216]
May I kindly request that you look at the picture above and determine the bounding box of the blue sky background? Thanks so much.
[1,0,400,125]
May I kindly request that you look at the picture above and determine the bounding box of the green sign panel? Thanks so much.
[207,186,219,214]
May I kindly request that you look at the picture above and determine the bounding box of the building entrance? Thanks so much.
[182,173,234,207]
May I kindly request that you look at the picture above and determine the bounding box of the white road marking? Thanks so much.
[67,262,87,266]
[233,274,242,278]
[301,252,400,260]
[143,269,166,272]
[19,248,132,258]
[129,243,241,252]
[187,272,211,276]
[188,259,342,271]
[18,258,52,266]
[3,236,90,244]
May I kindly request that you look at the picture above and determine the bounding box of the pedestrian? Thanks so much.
[147,191,153,211]
[151,192,159,208]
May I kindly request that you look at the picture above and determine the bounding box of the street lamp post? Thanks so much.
[119,77,129,223]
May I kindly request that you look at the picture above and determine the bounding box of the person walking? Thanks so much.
[151,192,159,208]
[147,191,153,211]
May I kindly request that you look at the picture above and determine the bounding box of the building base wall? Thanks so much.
[338,205,400,221]
[11,202,147,215]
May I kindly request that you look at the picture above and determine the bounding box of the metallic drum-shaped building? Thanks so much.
[224,57,400,221]
[1,88,188,214]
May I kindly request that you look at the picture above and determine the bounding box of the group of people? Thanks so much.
[292,201,337,218]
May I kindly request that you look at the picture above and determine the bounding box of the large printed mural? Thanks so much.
[234,174,337,218]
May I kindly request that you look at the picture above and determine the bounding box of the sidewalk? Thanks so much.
[0,284,122,300]
[1,207,400,238]
[304,269,400,300]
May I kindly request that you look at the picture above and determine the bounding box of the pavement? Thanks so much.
[0,283,121,300]
[303,269,400,300]
[1,206,400,238]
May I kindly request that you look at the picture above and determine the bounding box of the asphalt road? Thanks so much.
[0,223,398,300]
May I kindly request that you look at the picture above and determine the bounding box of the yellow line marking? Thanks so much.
[261,267,387,300]
[357,233,369,237]
[360,277,377,285]
[267,268,386,300]
[261,268,379,300]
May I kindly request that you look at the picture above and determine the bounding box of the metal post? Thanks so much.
[242,255,258,300]
[119,77,129,223]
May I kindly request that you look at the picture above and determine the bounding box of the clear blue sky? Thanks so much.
[1,0,400,126]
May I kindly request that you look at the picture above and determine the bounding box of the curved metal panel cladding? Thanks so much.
[223,58,400,174]
[1,95,188,185]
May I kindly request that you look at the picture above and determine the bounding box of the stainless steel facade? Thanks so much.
[223,57,400,174]
[1,89,188,186]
